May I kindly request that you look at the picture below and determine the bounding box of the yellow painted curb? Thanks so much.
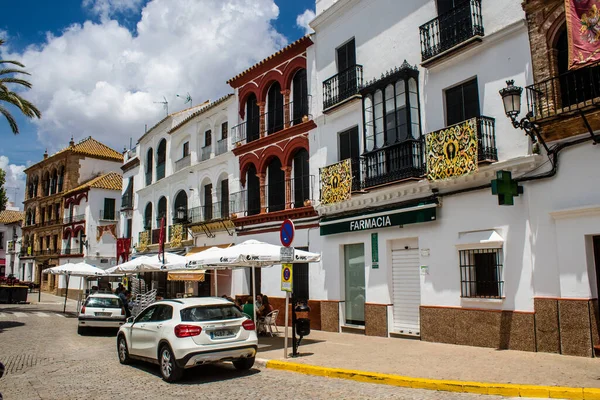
[265,360,597,399]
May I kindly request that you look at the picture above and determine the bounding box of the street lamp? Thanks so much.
[176,206,186,222]
[499,80,550,154]
[80,234,89,249]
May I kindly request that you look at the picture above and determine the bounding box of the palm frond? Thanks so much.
[0,68,30,76]
[0,105,19,134]
[19,98,41,118]
[0,78,33,89]
[0,91,25,111]
[0,60,26,68]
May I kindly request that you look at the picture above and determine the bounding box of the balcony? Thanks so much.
[187,202,230,224]
[174,154,191,172]
[145,171,152,186]
[168,224,189,242]
[41,218,61,227]
[526,60,600,121]
[361,139,424,189]
[156,163,166,181]
[99,210,117,221]
[232,98,312,146]
[216,139,228,155]
[419,0,484,63]
[200,146,211,161]
[323,65,363,110]
[121,192,133,210]
[34,249,61,256]
[62,248,83,256]
[64,214,85,224]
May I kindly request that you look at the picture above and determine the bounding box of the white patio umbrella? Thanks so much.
[44,262,106,312]
[106,252,187,274]
[185,240,321,324]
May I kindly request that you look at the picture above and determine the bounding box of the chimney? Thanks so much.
[43,149,48,160]
[69,136,75,147]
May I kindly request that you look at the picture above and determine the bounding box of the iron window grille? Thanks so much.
[459,248,503,298]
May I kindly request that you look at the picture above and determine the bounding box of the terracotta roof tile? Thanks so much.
[68,137,124,161]
[0,210,25,224]
[65,172,123,195]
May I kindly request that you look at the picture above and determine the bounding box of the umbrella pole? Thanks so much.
[251,265,256,329]
[63,273,70,314]
[214,269,218,296]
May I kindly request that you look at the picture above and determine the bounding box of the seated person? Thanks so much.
[257,295,273,318]
[242,298,254,321]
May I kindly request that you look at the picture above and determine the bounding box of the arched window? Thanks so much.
[173,191,188,223]
[292,149,310,208]
[157,196,167,224]
[42,171,50,196]
[146,148,153,186]
[50,168,58,195]
[144,203,152,231]
[246,94,260,143]
[57,166,64,192]
[247,165,260,216]
[267,157,285,212]
[292,69,308,125]
[156,140,166,180]
[267,82,284,134]
[33,176,39,197]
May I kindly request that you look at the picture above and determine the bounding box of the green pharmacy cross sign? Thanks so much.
[491,170,523,206]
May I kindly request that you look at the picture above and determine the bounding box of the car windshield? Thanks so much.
[180,305,243,322]
[86,297,122,308]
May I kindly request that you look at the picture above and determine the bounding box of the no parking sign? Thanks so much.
[281,264,293,292]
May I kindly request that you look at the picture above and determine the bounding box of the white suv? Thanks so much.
[116,297,258,382]
[78,293,127,334]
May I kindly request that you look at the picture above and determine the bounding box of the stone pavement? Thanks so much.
[255,325,600,390]
[0,294,523,400]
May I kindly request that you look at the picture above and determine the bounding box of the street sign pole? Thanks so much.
[284,291,289,359]
[280,220,295,359]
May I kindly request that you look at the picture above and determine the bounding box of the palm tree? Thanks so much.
[0,39,41,134]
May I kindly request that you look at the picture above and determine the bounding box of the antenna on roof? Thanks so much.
[176,92,193,108]
[154,96,169,116]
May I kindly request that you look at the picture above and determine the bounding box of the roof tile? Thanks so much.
[65,172,123,195]
[0,210,25,224]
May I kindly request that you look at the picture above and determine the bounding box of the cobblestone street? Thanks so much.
[0,299,538,400]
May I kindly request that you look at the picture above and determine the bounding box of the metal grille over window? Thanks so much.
[459,248,503,298]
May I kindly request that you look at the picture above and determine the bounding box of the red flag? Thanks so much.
[158,217,165,263]
[565,0,600,69]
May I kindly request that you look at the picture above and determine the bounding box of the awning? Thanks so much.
[455,230,504,250]
[186,243,232,256]
[167,270,206,281]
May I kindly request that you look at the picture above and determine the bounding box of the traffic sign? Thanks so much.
[280,219,295,247]
[280,246,294,262]
[281,264,293,292]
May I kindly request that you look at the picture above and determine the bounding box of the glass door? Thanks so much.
[344,243,365,325]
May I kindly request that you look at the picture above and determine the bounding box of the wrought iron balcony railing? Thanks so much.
[187,202,231,224]
[62,248,83,255]
[361,139,424,189]
[200,146,212,161]
[232,98,312,146]
[323,65,363,110]
[526,59,600,120]
[99,210,117,221]
[419,0,484,62]
[121,192,133,210]
[216,138,228,155]
[174,154,191,171]
[63,214,85,224]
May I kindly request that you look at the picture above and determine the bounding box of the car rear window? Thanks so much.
[86,297,122,308]
[180,305,243,322]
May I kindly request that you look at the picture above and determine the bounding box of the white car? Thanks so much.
[116,297,258,382]
[78,293,127,334]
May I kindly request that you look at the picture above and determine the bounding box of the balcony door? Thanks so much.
[292,69,308,125]
[220,179,229,219]
[339,127,360,190]
[267,158,285,212]
[437,0,473,52]
[337,38,357,101]
[445,78,480,126]
[293,149,310,208]
[247,165,260,216]
[246,94,260,142]
[267,82,284,134]
[204,184,213,221]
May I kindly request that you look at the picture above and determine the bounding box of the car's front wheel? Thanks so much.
[117,335,131,365]
[77,326,86,335]
[159,345,183,382]
[232,356,255,371]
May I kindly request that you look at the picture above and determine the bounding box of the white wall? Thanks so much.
[86,188,122,261]
[78,158,122,184]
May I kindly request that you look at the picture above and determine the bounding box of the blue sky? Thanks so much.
[0,0,315,207]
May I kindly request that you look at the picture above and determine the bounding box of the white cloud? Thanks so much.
[83,0,144,21]
[7,0,287,153]
[0,156,26,209]
[296,9,316,35]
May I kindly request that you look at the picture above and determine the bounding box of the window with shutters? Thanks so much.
[445,78,480,126]
[103,198,116,220]
[323,38,363,109]
[338,126,360,191]
[221,122,228,140]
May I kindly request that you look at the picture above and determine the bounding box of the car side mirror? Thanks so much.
[127,316,134,323]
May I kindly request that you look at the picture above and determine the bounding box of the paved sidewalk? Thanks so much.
[256,329,600,390]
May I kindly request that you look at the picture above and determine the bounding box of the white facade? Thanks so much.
[1,209,24,280]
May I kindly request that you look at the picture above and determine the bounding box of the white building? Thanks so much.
[0,208,24,279]
[56,171,123,297]
[129,95,238,298]
[304,0,600,357]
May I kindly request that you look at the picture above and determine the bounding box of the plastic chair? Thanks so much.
[262,310,279,336]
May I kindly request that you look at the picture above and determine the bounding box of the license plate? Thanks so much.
[211,329,235,339]
[95,312,111,317]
